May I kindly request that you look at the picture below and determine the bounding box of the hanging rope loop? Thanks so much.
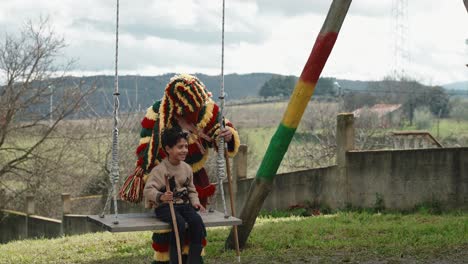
[100,0,120,223]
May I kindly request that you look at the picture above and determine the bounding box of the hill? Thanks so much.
[443,80,468,90]
[46,74,467,117]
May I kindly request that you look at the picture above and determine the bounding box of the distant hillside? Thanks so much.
[67,73,274,114]
[55,74,467,117]
[443,81,468,90]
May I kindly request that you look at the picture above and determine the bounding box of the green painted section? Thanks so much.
[256,123,296,181]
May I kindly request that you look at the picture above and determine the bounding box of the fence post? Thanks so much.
[26,195,35,215]
[61,193,71,235]
[336,113,355,208]
[25,195,35,238]
[234,144,248,181]
[336,113,355,168]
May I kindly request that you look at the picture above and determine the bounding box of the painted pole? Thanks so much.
[226,0,352,249]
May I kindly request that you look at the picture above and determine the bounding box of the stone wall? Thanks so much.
[346,148,468,210]
[0,210,61,244]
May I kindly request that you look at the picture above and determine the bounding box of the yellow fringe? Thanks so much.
[198,100,214,129]
[143,173,150,183]
[226,126,240,158]
[139,136,151,145]
[146,130,155,171]
[154,251,169,261]
[153,229,171,234]
[207,123,221,138]
[191,149,210,173]
[146,106,158,121]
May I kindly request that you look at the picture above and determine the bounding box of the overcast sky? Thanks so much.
[1,0,467,85]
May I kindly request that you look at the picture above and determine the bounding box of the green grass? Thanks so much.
[1,212,467,263]
[402,118,468,139]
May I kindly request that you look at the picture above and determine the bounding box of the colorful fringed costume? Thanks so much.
[119,74,240,264]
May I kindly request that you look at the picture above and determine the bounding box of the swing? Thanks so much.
[86,0,242,260]
[88,210,241,233]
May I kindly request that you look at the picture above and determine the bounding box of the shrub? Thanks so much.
[413,107,434,129]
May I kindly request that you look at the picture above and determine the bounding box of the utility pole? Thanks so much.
[334,81,343,112]
[49,85,54,126]
[135,75,141,112]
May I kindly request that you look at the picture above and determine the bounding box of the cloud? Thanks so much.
[255,0,392,18]
[0,0,466,85]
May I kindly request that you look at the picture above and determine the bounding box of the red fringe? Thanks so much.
[119,167,145,203]
[136,157,143,166]
[152,242,169,252]
[196,184,216,199]
[135,143,148,155]
[152,238,207,252]
[141,117,156,129]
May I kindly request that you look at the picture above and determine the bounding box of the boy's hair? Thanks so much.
[161,126,189,150]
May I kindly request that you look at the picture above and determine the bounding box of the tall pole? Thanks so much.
[49,85,53,126]
[226,0,352,249]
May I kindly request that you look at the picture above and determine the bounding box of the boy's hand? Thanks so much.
[161,191,173,202]
[193,203,206,213]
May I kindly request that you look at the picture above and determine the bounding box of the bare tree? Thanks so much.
[0,17,93,210]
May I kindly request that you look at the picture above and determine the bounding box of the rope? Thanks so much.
[216,0,229,219]
[100,0,120,224]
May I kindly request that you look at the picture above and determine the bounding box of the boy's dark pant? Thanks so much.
[155,204,206,264]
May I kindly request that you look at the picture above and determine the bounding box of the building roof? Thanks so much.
[353,104,402,118]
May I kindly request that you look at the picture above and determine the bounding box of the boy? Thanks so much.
[144,126,206,264]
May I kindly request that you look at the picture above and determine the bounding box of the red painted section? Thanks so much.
[300,32,338,84]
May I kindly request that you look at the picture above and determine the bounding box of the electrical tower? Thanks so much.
[391,0,410,80]
[465,38,468,69]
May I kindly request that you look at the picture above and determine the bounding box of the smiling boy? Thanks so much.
[144,126,206,264]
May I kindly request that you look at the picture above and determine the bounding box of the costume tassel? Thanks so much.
[119,167,145,203]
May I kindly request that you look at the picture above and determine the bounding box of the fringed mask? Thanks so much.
[160,74,212,126]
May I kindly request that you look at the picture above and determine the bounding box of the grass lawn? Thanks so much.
[402,118,468,139]
[1,212,467,264]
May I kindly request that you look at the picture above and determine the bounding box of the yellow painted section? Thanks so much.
[281,80,316,128]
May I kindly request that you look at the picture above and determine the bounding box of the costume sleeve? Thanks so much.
[143,166,165,208]
[203,103,240,157]
[224,121,240,157]
[138,101,162,180]
[211,118,240,158]
[187,165,201,206]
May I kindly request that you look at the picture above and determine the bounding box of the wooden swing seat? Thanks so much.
[87,210,241,233]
